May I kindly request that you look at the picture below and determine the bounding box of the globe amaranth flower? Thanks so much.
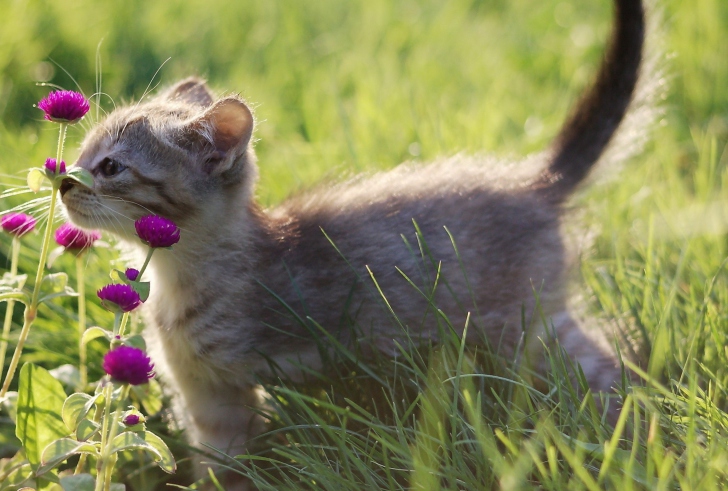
[1,213,37,237]
[122,412,145,426]
[55,223,100,250]
[44,158,66,175]
[97,284,142,313]
[102,346,154,385]
[125,268,140,281]
[135,215,180,248]
[37,90,90,123]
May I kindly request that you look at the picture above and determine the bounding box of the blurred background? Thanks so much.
[0,0,721,205]
[0,0,726,486]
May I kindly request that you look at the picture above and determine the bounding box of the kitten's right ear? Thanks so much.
[162,77,215,106]
[180,97,254,176]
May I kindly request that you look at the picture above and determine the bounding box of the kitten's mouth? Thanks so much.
[60,198,94,225]
[59,178,76,197]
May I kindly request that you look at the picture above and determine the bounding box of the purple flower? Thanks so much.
[125,268,140,281]
[102,346,154,385]
[45,158,66,175]
[123,413,143,426]
[37,90,90,123]
[1,213,37,237]
[55,223,100,250]
[135,215,180,248]
[97,284,142,313]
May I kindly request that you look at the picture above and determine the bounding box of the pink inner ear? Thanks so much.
[209,100,253,153]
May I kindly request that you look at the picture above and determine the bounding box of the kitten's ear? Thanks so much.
[163,77,215,106]
[182,97,254,175]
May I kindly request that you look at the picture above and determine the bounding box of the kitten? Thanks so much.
[61,0,646,487]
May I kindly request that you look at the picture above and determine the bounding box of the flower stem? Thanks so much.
[76,399,104,475]
[77,256,87,391]
[112,312,122,338]
[0,186,60,398]
[0,237,21,372]
[0,120,68,397]
[94,381,113,491]
[55,124,67,176]
[96,383,129,491]
[137,247,155,280]
[118,313,130,339]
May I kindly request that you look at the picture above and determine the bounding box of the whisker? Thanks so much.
[0,173,30,182]
[2,196,53,216]
[45,59,86,99]
[95,39,104,124]
[119,58,171,138]
[96,202,129,236]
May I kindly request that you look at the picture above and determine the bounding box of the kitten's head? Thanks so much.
[61,78,256,242]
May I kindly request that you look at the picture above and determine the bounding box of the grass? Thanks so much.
[0,0,727,489]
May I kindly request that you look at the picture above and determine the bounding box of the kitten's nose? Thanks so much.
[59,179,75,197]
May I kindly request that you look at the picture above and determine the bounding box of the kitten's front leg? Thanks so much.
[180,381,266,490]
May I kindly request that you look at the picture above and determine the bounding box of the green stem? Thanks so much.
[112,312,122,338]
[77,256,87,391]
[54,123,67,176]
[96,383,129,491]
[117,313,130,339]
[0,122,67,398]
[0,237,20,373]
[94,381,113,491]
[137,247,155,280]
[0,187,60,398]
[76,399,104,475]
[75,453,88,475]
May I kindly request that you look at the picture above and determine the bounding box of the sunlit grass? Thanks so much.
[0,0,726,489]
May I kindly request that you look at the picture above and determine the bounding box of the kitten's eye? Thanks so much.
[98,158,127,178]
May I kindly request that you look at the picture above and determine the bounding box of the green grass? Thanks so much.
[0,0,727,489]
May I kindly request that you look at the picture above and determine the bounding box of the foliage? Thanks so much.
[0,0,726,489]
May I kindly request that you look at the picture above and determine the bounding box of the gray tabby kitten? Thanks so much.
[61,0,645,486]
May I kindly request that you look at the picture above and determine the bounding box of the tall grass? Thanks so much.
[0,0,726,489]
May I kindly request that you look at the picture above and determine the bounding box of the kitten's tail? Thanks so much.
[534,0,645,204]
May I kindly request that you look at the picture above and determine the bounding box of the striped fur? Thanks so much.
[61,0,649,488]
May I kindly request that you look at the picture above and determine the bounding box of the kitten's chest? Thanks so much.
[144,270,262,369]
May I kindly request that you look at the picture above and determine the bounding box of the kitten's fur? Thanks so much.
[61,0,645,486]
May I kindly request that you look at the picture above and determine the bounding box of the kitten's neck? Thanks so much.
[133,200,272,295]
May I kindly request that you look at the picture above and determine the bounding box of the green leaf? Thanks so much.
[110,269,124,282]
[109,431,176,474]
[76,419,100,442]
[65,167,94,189]
[59,473,124,491]
[15,364,69,470]
[0,272,27,290]
[123,334,146,351]
[0,451,33,491]
[61,474,126,491]
[38,288,78,304]
[27,168,45,193]
[81,326,112,346]
[38,438,98,475]
[131,379,163,416]
[110,270,150,301]
[0,291,29,304]
[39,273,78,304]
[41,273,68,292]
[59,474,94,491]
[128,280,150,302]
[61,393,92,432]
[46,246,66,269]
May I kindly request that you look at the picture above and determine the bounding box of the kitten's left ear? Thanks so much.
[182,97,254,175]
[163,77,215,107]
